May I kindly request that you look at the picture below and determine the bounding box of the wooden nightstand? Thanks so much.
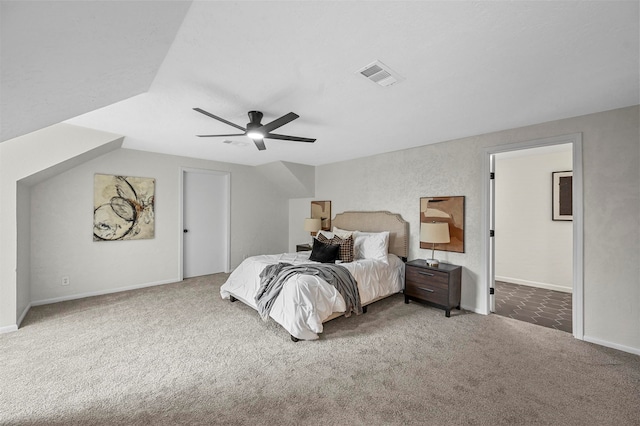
[296,243,312,252]
[404,259,462,317]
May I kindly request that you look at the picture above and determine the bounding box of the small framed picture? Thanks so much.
[552,171,573,221]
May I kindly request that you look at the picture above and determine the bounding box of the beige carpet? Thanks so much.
[1,273,639,425]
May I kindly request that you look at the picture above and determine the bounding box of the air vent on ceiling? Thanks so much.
[357,60,404,87]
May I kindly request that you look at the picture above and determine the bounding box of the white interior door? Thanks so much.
[183,170,229,278]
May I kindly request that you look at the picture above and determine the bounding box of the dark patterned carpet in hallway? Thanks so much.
[494,281,572,333]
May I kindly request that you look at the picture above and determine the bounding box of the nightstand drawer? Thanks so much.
[405,267,449,288]
[296,244,312,252]
[404,280,448,305]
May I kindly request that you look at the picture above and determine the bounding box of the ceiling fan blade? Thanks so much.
[197,134,246,137]
[265,133,316,143]
[258,112,299,134]
[253,139,266,151]
[193,108,246,132]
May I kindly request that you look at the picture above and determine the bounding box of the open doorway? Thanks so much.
[482,133,584,340]
[493,145,573,333]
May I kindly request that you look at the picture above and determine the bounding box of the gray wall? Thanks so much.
[16,183,30,321]
[293,106,639,353]
[29,148,290,303]
[0,123,124,330]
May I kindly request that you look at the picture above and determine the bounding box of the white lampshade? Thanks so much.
[304,218,322,233]
[421,222,450,267]
[420,222,450,244]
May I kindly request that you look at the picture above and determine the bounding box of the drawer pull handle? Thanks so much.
[417,271,434,277]
[417,287,435,293]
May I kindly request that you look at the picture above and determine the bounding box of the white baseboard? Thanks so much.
[583,335,640,356]
[31,278,180,307]
[17,303,31,327]
[461,304,487,315]
[0,304,32,334]
[495,276,572,293]
[0,324,18,334]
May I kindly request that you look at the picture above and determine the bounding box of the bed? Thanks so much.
[220,211,409,341]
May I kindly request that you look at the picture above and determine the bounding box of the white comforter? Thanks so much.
[220,252,405,340]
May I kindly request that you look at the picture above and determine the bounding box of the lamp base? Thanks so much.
[425,258,440,267]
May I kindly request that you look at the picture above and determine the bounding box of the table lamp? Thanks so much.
[303,218,322,245]
[420,222,450,267]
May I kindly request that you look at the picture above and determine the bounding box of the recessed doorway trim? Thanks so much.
[481,133,583,340]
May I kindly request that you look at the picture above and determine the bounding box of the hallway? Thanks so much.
[494,281,572,333]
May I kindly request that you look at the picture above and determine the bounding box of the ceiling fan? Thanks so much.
[193,108,316,151]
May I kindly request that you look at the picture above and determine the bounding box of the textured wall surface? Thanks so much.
[0,124,123,329]
[29,148,290,303]
[305,106,639,352]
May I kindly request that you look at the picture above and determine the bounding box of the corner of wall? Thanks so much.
[0,123,124,329]
[257,161,315,198]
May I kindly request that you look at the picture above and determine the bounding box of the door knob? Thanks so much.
[183,229,188,233]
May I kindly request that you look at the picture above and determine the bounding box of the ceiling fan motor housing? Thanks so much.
[247,111,263,125]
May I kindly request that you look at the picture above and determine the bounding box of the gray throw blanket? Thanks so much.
[255,263,361,321]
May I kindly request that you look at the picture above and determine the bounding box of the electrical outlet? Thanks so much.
[61,276,70,286]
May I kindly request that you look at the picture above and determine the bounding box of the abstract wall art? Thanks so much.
[420,196,465,253]
[311,200,331,231]
[93,174,155,241]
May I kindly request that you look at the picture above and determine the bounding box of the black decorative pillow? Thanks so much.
[317,233,354,263]
[309,238,340,263]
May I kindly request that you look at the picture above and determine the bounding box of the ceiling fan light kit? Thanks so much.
[193,108,316,151]
[246,130,263,140]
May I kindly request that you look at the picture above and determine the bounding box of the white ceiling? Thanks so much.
[3,1,639,167]
[0,1,191,142]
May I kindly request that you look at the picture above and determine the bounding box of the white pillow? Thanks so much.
[353,231,389,263]
[332,226,355,239]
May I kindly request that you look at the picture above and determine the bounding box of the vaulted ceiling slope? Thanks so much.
[0,1,192,141]
[3,1,639,167]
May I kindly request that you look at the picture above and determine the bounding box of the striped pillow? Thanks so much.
[317,233,354,263]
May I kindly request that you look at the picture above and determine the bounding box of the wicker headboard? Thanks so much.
[332,211,409,260]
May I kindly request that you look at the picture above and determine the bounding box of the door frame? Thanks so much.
[179,167,231,279]
[481,133,584,340]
